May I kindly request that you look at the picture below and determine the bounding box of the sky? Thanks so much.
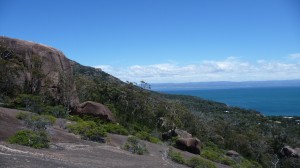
[1,0,300,83]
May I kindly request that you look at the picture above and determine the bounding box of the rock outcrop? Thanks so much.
[0,36,79,108]
[73,101,115,122]
[162,128,201,154]
[175,138,201,154]
[281,146,300,158]
[226,150,240,157]
[162,128,192,141]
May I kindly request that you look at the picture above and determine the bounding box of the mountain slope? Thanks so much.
[0,36,299,168]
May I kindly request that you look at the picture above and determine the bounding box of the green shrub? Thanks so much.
[201,145,239,166]
[67,121,96,134]
[44,105,68,118]
[67,121,107,143]
[68,115,83,122]
[135,131,161,144]
[8,130,49,148]
[170,136,179,145]
[149,136,161,144]
[135,131,150,140]
[220,157,236,166]
[11,94,43,114]
[128,123,151,134]
[17,112,56,130]
[187,157,217,168]
[201,149,222,162]
[42,115,56,124]
[85,127,107,142]
[82,115,103,123]
[16,112,29,120]
[168,149,186,164]
[233,158,262,168]
[123,136,148,155]
[27,114,55,130]
[103,123,129,135]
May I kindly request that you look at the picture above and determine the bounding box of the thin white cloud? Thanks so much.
[289,53,300,59]
[95,57,300,83]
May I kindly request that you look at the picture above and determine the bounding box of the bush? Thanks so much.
[8,130,49,148]
[135,131,161,144]
[16,112,56,130]
[67,121,107,143]
[28,114,55,130]
[44,105,68,118]
[187,157,217,168]
[41,115,56,124]
[68,115,83,122]
[68,121,97,134]
[233,158,262,168]
[201,150,222,162]
[123,136,148,155]
[103,123,129,135]
[16,112,29,120]
[149,136,161,144]
[168,149,186,164]
[85,127,107,142]
[220,157,236,166]
[11,94,43,114]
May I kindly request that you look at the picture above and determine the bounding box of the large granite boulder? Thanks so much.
[226,150,240,157]
[73,101,115,122]
[162,128,192,140]
[281,146,300,158]
[175,137,201,154]
[175,128,192,139]
[0,36,79,108]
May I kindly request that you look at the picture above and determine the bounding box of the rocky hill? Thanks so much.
[0,36,79,109]
[1,36,299,168]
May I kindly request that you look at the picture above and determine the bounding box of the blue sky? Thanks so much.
[1,0,300,83]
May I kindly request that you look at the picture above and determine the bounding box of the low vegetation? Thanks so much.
[134,131,161,144]
[168,149,186,164]
[8,112,54,148]
[103,123,129,135]
[201,144,261,167]
[67,115,130,142]
[123,136,148,155]
[16,112,56,130]
[67,120,107,142]
[10,94,69,118]
[187,157,217,168]
[168,148,217,168]
[8,130,49,148]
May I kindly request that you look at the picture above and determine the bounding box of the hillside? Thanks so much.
[0,107,189,168]
[1,36,300,168]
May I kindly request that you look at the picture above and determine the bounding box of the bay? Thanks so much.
[162,86,300,116]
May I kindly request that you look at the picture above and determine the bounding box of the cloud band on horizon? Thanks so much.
[95,56,300,83]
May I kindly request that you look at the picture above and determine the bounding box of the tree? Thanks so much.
[30,55,44,93]
[140,80,151,90]
[0,46,23,98]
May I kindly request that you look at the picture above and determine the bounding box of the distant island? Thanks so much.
[151,80,300,91]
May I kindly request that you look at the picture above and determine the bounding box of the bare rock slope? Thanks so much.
[0,36,79,107]
[0,107,186,168]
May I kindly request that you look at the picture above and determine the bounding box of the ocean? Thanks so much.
[161,86,300,116]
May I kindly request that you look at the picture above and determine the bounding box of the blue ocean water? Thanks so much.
[162,87,300,116]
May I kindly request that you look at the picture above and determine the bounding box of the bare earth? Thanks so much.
[0,107,229,168]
